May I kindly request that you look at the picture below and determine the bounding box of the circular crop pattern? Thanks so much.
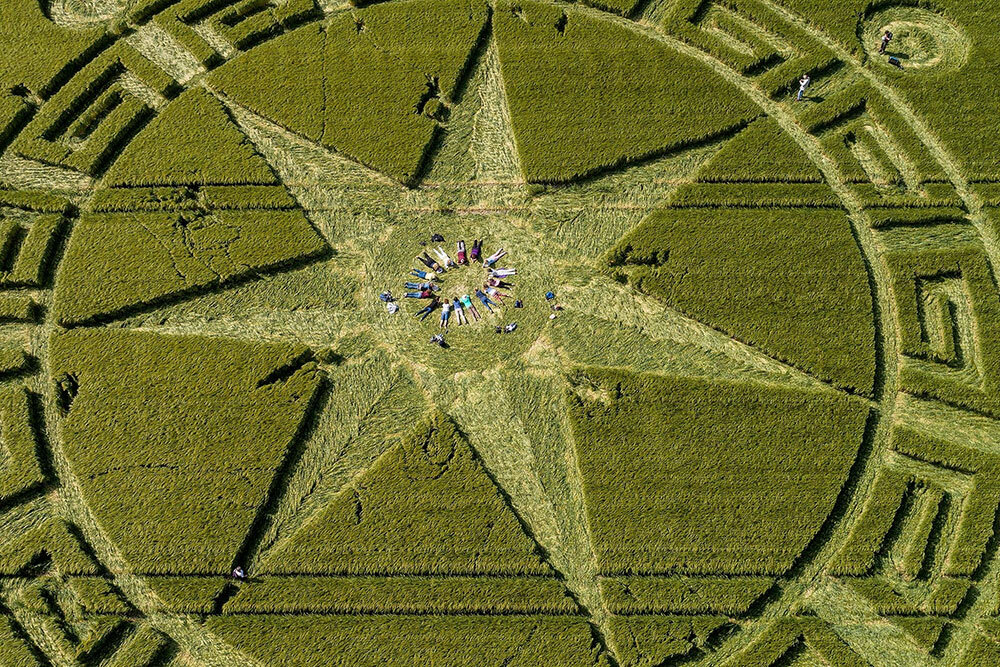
[46,0,121,27]
[862,5,970,71]
[400,239,524,328]
[0,0,996,665]
[366,217,564,373]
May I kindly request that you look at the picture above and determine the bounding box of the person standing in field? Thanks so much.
[797,74,811,102]
[879,30,893,54]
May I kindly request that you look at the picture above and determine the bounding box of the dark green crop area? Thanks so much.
[210,0,489,184]
[261,413,554,576]
[1,0,998,664]
[568,368,869,575]
[50,329,322,574]
[493,0,761,183]
[607,206,877,395]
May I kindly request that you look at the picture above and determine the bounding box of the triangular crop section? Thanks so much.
[50,329,322,575]
[263,412,552,576]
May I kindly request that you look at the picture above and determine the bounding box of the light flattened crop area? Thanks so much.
[1,0,1000,665]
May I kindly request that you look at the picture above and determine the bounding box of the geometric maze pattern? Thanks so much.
[151,0,320,66]
[824,396,1000,658]
[5,575,173,666]
[664,0,838,98]
[658,0,998,664]
[11,42,176,177]
[888,244,1000,418]
[0,511,174,665]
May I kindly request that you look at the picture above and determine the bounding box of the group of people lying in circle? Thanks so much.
[405,240,517,328]
[416,240,509,273]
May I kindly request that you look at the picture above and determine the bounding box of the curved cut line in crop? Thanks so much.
[45,0,120,29]
[41,13,876,664]
[755,0,994,299]
[35,330,267,667]
[199,23,888,660]
[743,0,1000,660]
[560,1,913,662]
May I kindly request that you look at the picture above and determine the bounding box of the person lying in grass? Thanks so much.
[413,297,439,321]
[461,294,480,321]
[404,281,439,291]
[470,240,482,263]
[490,267,517,278]
[409,268,437,281]
[456,240,467,265]
[453,297,468,325]
[417,252,443,273]
[476,289,500,313]
[485,284,512,304]
[440,299,452,329]
[405,288,435,299]
[431,245,457,268]
[484,247,506,268]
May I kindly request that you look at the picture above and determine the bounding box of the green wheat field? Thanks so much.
[0,0,998,664]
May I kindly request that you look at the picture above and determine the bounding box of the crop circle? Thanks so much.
[368,213,562,376]
[862,5,970,71]
[3,0,995,663]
